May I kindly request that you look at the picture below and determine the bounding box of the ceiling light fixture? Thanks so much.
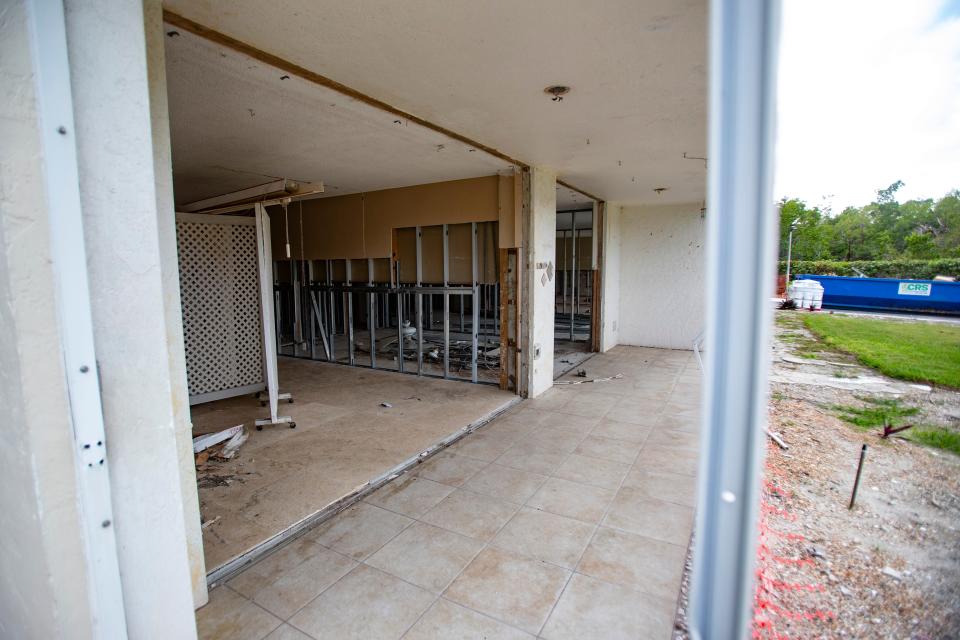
[544,85,571,102]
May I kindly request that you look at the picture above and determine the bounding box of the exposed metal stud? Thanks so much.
[570,212,577,341]
[326,260,335,362]
[345,260,355,365]
[308,261,316,359]
[368,257,376,369]
[415,226,423,376]
[471,222,479,383]
[443,224,450,378]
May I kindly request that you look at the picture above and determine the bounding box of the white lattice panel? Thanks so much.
[176,214,263,402]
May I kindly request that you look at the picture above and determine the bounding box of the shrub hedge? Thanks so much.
[780,258,960,280]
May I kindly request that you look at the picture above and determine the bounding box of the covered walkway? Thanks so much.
[196,346,701,639]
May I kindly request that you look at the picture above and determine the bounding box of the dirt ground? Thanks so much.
[675,310,960,639]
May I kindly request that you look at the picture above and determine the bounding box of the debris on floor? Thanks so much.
[192,424,243,453]
[380,401,393,408]
[555,373,624,385]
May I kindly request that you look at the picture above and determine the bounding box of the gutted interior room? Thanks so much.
[163,21,533,577]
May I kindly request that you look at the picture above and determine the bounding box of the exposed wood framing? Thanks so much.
[591,201,606,352]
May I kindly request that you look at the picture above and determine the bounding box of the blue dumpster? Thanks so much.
[795,274,960,315]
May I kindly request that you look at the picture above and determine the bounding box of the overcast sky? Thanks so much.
[775,0,960,212]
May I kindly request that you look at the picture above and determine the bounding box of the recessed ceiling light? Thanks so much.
[544,85,571,102]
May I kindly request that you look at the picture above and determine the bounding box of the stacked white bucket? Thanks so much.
[787,279,824,310]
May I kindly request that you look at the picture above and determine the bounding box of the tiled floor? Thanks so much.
[196,346,701,640]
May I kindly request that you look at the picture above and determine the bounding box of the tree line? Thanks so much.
[779,182,960,263]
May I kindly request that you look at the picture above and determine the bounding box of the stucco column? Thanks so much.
[0,2,95,636]
[523,167,557,397]
[600,202,622,352]
[65,0,198,635]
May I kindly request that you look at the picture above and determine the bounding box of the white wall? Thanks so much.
[617,203,706,349]
[600,203,622,351]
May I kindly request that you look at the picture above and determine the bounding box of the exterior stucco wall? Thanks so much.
[0,2,94,637]
[617,203,706,349]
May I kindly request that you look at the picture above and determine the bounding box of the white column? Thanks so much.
[143,0,208,608]
[65,0,198,636]
[523,167,557,397]
[0,1,96,636]
[599,202,622,352]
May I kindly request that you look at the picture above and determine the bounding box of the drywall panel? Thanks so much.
[268,176,507,262]
[617,203,706,349]
[498,173,518,248]
[269,194,365,260]
[364,176,500,256]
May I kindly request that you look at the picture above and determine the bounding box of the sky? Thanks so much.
[775,0,960,212]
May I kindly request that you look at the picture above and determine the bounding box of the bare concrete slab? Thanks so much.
[192,358,516,572]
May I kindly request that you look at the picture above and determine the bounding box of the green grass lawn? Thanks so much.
[802,314,960,389]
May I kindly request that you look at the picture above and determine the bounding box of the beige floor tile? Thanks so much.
[196,586,282,640]
[536,411,603,434]
[289,564,434,639]
[494,441,570,475]
[366,522,483,592]
[444,547,571,634]
[309,502,412,560]
[460,463,547,504]
[635,445,698,477]
[605,405,666,428]
[447,431,518,462]
[540,573,674,640]
[365,475,456,518]
[655,413,700,432]
[573,434,642,464]
[227,536,326,599]
[491,507,594,569]
[264,624,313,640]
[420,489,520,541]
[577,526,686,600]
[525,477,615,524]
[644,428,699,452]
[550,394,613,419]
[403,598,533,639]
[413,451,489,487]
[519,428,585,454]
[253,547,357,619]
[603,487,694,545]
[481,418,540,441]
[621,468,697,507]
[589,418,651,444]
[553,454,631,490]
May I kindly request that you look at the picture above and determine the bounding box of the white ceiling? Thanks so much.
[163,0,707,206]
[164,29,513,205]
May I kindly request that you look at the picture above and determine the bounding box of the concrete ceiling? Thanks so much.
[164,29,513,205]
[162,0,707,206]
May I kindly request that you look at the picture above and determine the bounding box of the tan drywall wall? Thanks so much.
[269,174,518,262]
